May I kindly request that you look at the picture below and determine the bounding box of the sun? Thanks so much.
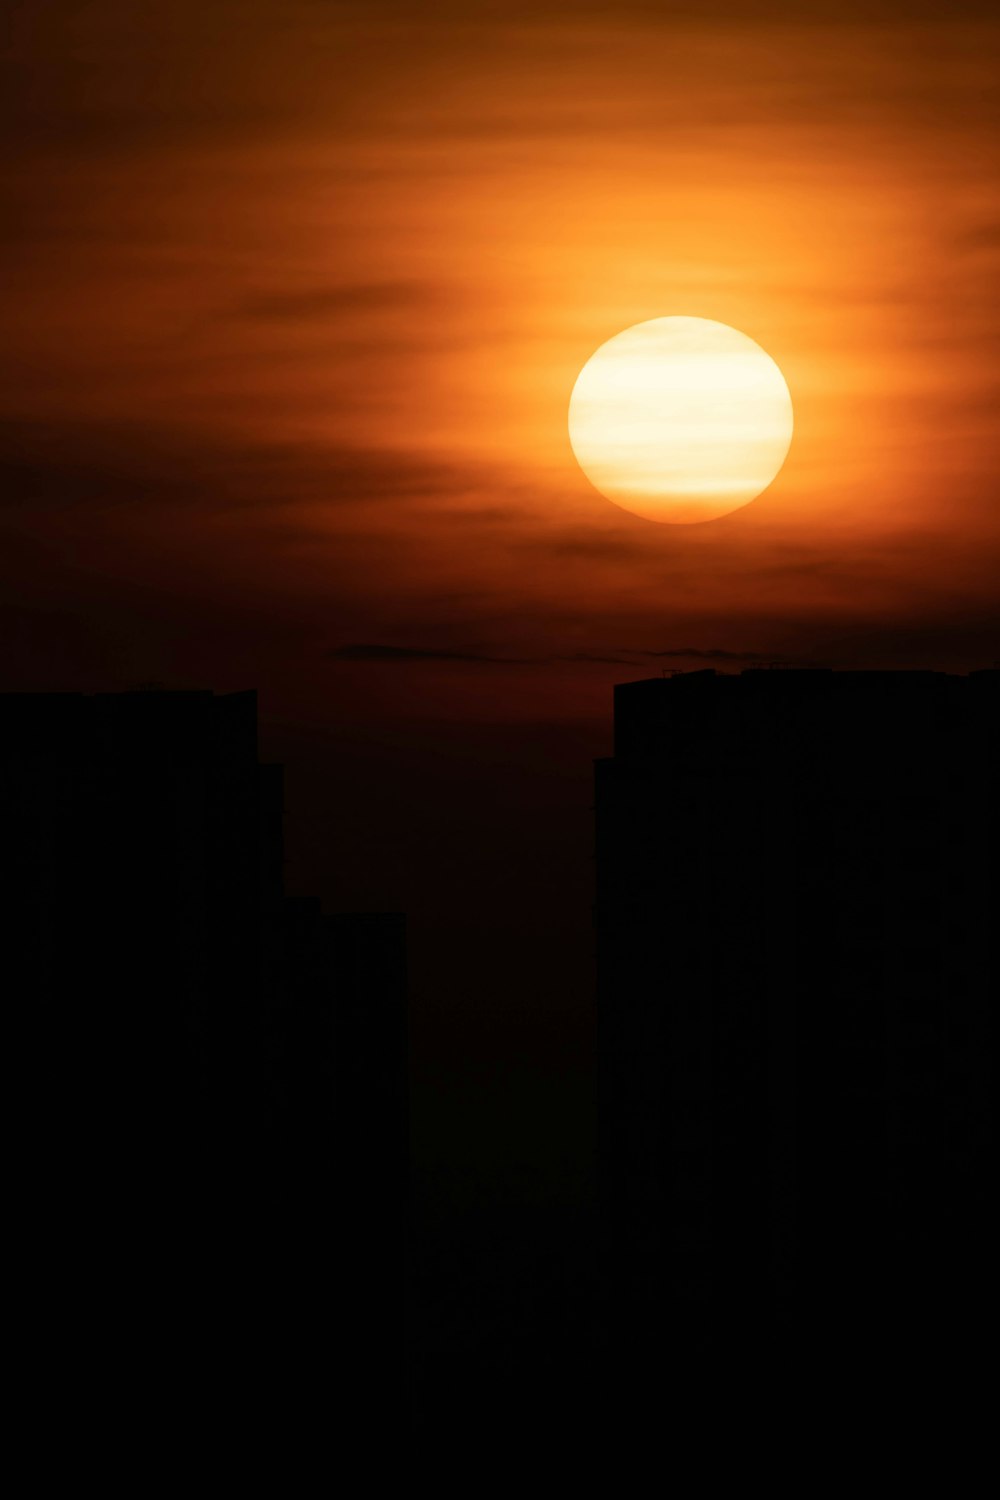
[568,316,793,524]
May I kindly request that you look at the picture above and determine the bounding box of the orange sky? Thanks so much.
[2,1,999,725]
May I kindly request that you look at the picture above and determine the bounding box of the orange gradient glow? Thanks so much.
[568,317,793,523]
[1,4,998,704]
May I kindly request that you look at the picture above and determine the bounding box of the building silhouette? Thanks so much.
[1,689,406,1420]
[596,669,995,1364]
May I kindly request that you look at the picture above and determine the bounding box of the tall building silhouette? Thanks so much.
[596,669,995,1359]
[1,689,407,1418]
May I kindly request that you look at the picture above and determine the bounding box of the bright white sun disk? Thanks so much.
[568,316,794,524]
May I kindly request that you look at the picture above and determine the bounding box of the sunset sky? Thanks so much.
[3,2,998,1195]
[4,1,999,706]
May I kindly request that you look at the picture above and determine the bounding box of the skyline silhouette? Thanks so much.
[4,671,993,1450]
[2,688,407,1438]
[598,668,995,1378]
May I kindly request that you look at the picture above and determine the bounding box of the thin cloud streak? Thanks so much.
[648,648,781,662]
[325,643,533,664]
[235,282,441,321]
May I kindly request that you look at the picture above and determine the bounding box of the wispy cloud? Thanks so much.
[236,282,439,321]
[558,651,641,665]
[646,648,773,662]
[0,422,471,516]
[324,642,530,664]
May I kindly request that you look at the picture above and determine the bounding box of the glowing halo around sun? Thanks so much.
[568,316,794,524]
